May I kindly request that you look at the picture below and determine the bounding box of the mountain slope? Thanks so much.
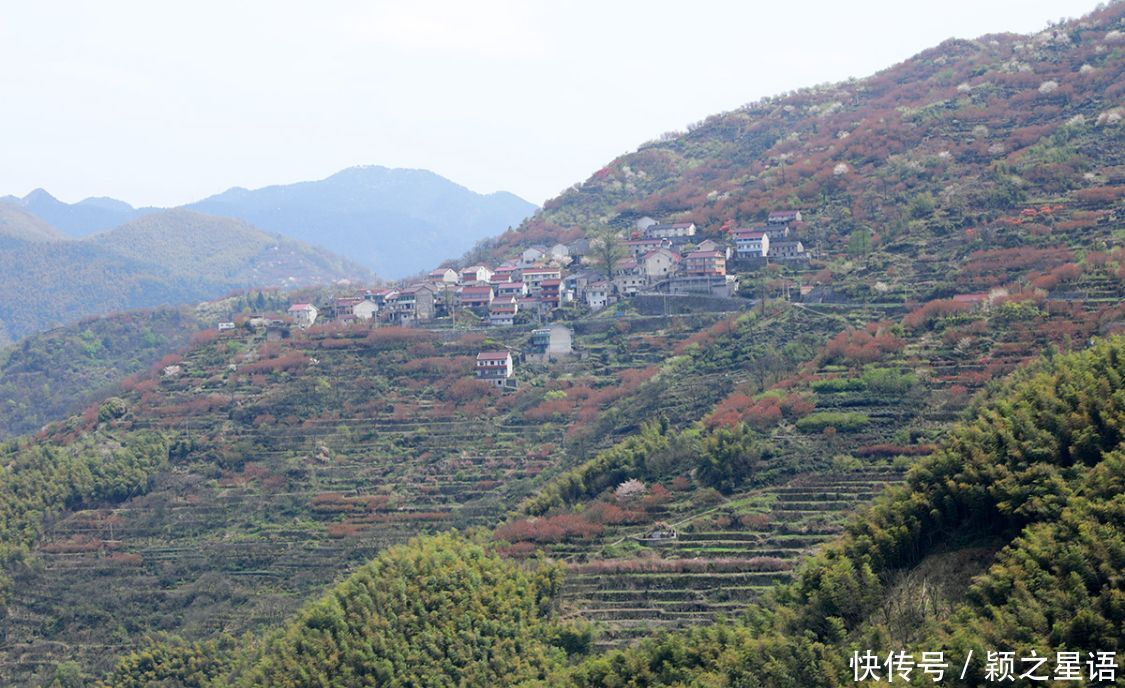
[0,209,368,345]
[95,209,360,281]
[96,336,1125,687]
[187,165,537,277]
[0,189,152,236]
[0,202,67,244]
[564,336,1125,687]
[475,3,1124,295]
[0,307,203,439]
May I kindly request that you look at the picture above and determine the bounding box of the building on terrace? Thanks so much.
[475,350,515,388]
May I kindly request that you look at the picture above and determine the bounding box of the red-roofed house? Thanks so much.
[539,278,564,308]
[683,250,727,276]
[365,288,398,307]
[492,264,520,283]
[458,284,494,310]
[475,351,514,387]
[330,296,363,320]
[522,267,562,296]
[768,210,801,225]
[429,267,459,285]
[495,281,527,299]
[460,265,493,284]
[489,297,519,326]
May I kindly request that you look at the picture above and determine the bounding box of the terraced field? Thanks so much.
[535,292,1124,647]
[559,466,905,646]
[2,313,786,682]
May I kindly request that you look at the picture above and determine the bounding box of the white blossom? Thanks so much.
[615,479,647,500]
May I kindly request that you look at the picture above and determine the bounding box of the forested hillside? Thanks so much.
[0,209,368,345]
[0,203,66,244]
[0,308,203,439]
[561,336,1125,687]
[93,336,1125,686]
[471,3,1123,311]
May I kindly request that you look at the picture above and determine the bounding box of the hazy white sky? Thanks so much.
[0,0,1100,207]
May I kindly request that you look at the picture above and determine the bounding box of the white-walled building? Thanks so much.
[287,303,318,328]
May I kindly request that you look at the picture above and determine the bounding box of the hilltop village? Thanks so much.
[279,210,811,332]
[209,211,814,391]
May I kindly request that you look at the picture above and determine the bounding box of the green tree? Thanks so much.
[588,228,626,282]
[696,423,770,493]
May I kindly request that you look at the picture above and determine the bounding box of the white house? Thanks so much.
[640,248,678,280]
[733,229,770,258]
[287,303,318,328]
[428,267,459,285]
[489,297,519,327]
[585,281,611,311]
[522,267,562,295]
[768,209,802,224]
[521,247,546,265]
[645,222,696,239]
[460,265,494,284]
[353,300,378,320]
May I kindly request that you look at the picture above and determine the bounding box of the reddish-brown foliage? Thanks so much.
[495,514,605,543]
[823,324,904,364]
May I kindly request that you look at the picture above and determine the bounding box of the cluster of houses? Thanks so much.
[730,210,809,263]
[284,210,809,329]
[581,211,809,307]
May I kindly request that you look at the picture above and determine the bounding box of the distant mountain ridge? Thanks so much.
[0,188,156,236]
[0,202,67,244]
[185,166,537,278]
[0,208,369,346]
[6,166,537,278]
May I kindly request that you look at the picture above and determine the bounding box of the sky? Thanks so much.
[0,0,1101,208]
